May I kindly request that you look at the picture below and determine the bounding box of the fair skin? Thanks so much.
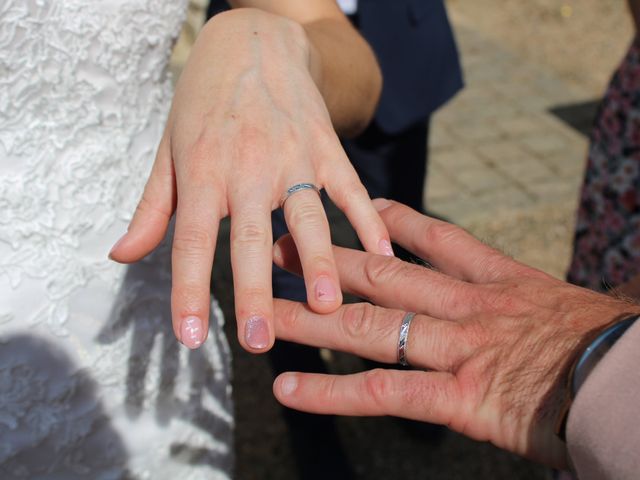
[270,199,640,469]
[109,3,391,352]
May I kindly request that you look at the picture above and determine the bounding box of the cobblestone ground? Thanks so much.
[427,23,589,278]
[172,2,634,479]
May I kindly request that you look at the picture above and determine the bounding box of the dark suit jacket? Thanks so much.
[358,0,463,134]
[206,0,463,134]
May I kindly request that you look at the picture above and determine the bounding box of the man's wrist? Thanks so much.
[554,312,640,440]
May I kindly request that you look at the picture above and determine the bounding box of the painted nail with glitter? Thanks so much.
[315,276,337,303]
[181,316,204,349]
[245,316,270,350]
[379,239,394,257]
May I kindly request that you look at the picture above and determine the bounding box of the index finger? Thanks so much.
[273,234,479,320]
[372,199,540,283]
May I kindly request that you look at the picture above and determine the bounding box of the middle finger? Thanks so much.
[230,194,275,353]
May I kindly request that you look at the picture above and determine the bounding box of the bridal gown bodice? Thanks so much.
[0,1,233,479]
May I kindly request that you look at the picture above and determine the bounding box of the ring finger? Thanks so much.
[282,183,342,313]
[273,299,467,372]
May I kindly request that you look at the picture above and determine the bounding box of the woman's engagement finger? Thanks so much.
[283,185,342,313]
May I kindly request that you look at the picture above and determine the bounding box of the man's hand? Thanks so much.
[271,199,640,468]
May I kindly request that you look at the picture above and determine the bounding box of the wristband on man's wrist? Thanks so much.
[555,313,640,441]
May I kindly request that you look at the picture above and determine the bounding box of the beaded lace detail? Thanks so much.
[0,1,233,478]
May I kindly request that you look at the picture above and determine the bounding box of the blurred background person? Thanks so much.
[568,0,640,299]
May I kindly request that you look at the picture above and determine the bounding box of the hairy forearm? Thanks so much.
[614,273,640,300]
[226,3,382,136]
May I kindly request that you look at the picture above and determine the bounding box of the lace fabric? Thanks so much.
[0,1,233,478]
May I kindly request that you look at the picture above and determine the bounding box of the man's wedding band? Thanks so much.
[280,183,321,209]
[398,312,415,367]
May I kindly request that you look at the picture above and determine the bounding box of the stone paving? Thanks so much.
[426,22,593,278]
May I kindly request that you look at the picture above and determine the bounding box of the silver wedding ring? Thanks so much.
[280,183,321,209]
[397,312,416,367]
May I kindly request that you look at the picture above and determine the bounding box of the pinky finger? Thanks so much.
[273,369,459,424]
[323,160,393,257]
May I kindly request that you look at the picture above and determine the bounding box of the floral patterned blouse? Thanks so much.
[568,35,640,291]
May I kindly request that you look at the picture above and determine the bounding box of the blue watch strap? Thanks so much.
[571,315,639,396]
[555,313,639,440]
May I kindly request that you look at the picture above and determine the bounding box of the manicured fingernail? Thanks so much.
[372,198,392,211]
[245,316,270,350]
[181,316,204,349]
[279,373,298,396]
[315,276,337,302]
[108,233,127,259]
[379,239,394,257]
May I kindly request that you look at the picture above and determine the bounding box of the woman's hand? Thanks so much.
[109,9,391,352]
[271,199,640,468]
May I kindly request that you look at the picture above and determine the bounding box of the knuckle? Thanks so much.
[340,303,375,342]
[320,375,339,404]
[306,254,335,275]
[136,193,171,220]
[363,255,403,290]
[231,220,269,248]
[477,283,527,316]
[183,132,218,171]
[172,227,215,258]
[363,369,391,410]
[287,201,326,229]
[459,319,489,351]
[421,221,463,247]
[279,302,304,332]
[234,125,269,163]
[334,179,365,205]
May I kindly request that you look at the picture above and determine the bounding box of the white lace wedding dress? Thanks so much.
[0,1,233,479]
